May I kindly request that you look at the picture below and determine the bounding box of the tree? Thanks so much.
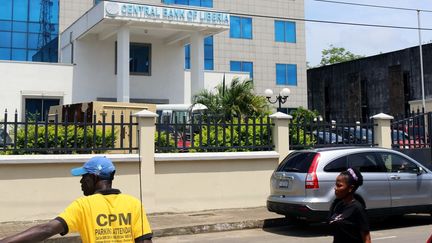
[192,78,270,118]
[320,45,364,66]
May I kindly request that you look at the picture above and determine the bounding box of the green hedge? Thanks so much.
[1,125,116,155]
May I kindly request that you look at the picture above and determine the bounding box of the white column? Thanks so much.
[117,26,130,103]
[190,32,205,102]
[371,113,394,149]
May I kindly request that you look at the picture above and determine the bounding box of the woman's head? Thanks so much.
[334,168,363,199]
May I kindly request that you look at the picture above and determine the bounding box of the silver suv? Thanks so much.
[267,147,432,222]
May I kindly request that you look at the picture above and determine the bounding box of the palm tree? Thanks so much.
[192,78,270,119]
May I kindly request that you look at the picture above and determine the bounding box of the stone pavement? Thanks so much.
[0,207,287,242]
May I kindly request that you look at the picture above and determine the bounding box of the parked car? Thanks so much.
[341,127,373,144]
[0,128,12,147]
[312,131,346,145]
[392,130,422,149]
[267,147,432,222]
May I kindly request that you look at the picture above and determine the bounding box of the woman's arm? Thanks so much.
[362,231,371,243]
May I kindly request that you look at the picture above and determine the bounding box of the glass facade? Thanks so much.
[163,0,213,8]
[276,64,297,86]
[0,0,59,62]
[184,36,214,70]
[230,16,252,39]
[275,20,296,43]
[230,61,253,79]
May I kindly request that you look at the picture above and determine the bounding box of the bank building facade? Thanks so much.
[0,0,306,119]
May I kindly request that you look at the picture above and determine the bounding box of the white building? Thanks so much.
[0,0,306,119]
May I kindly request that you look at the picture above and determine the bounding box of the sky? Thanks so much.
[305,0,432,66]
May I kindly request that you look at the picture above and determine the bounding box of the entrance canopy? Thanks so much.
[61,1,230,45]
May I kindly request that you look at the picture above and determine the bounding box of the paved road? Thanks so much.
[155,214,432,243]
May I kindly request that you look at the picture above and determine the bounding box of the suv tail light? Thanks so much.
[305,153,321,189]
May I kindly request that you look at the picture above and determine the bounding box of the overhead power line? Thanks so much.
[312,0,432,13]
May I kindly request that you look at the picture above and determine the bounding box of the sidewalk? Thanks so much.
[0,207,287,242]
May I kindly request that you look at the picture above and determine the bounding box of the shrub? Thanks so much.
[3,125,116,154]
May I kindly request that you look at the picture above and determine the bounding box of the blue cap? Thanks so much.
[71,156,116,180]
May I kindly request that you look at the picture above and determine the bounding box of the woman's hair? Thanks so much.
[340,168,363,192]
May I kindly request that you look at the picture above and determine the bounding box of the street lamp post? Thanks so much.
[264,88,291,111]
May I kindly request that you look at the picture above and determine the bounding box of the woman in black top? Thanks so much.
[328,168,371,243]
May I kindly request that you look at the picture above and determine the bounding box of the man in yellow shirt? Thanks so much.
[0,156,153,243]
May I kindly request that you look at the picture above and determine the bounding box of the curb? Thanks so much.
[44,217,288,242]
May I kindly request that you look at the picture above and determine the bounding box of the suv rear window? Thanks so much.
[277,152,317,173]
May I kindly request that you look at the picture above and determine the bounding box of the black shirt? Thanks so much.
[328,199,369,243]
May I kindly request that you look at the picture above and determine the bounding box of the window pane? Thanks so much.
[25,99,43,120]
[130,44,150,74]
[176,0,188,5]
[242,62,253,78]
[0,48,11,60]
[285,21,296,43]
[0,0,12,20]
[163,0,175,4]
[50,0,59,24]
[241,17,252,39]
[204,35,213,45]
[184,44,190,69]
[28,23,41,33]
[28,33,39,49]
[29,0,42,22]
[42,99,60,119]
[0,21,12,31]
[0,32,12,48]
[12,32,26,48]
[230,16,240,38]
[204,59,213,70]
[324,157,348,172]
[275,20,285,42]
[189,0,201,6]
[12,21,27,32]
[276,64,286,85]
[13,0,28,21]
[201,0,213,7]
[287,64,297,86]
[230,61,241,72]
[27,49,37,61]
[12,48,26,60]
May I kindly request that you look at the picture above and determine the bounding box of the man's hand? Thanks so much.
[0,220,64,243]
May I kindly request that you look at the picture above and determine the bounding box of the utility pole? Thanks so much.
[417,10,426,111]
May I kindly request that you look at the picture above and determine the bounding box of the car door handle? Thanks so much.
[390,175,401,180]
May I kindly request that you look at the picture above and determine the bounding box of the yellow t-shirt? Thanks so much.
[58,189,152,243]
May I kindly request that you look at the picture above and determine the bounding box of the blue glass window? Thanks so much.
[0,0,13,20]
[275,20,296,43]
[230,61,253,79]
[230,16,252,39]
[0,32,12,48]
[130,43,151,74]
[0,0,59,62]
[276,64,297,86]
[162,0,213,7]
[184,36,214,70]
[184,44,191,69]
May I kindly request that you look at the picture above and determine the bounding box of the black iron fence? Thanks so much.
[289,117,376,150]
[0,110,138,154]
[391,110,432,149]
[155,115,273,153]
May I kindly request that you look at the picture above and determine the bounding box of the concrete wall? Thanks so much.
[0,61,74,117]
[0,152,278,222]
